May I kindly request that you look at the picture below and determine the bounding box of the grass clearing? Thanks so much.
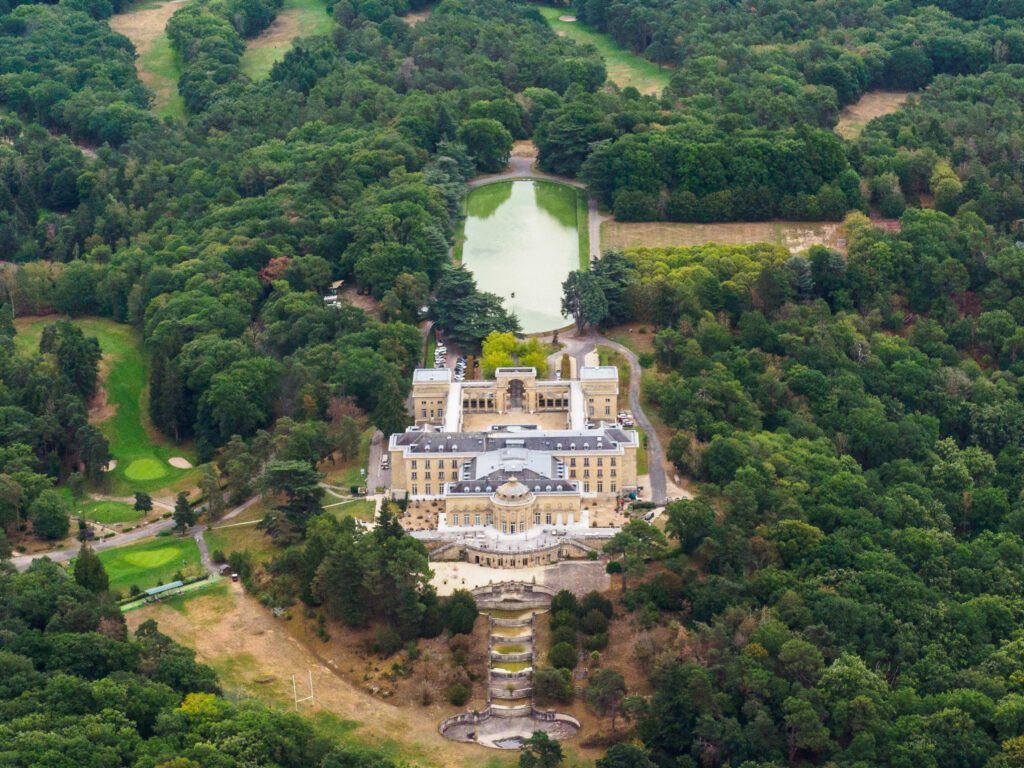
[14,316,200,495]
[78,499,143,524]
[109,0,189,120]
[601,218,845,253]
[835,90,911,140]
[240,0,334,80]
[320,427,374,488]
[97,535,202,594]
[326,498,376,522]
[538,6,671,96]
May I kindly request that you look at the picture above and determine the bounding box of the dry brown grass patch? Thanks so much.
[835,90,911,140]
[601,219,845,253]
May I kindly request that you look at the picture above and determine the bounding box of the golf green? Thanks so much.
[124,458,168,481]
[97,536,202,594]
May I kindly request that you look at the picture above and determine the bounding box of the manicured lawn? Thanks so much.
[576,189,590,268]
[97,535,202,594]
[325,498,376,521]
[321,427,374,488]
[538,6,671,96]
[423,330,437,368]
[240,0,334,80]
[80,500,144,524]
[203,499,276,563]
[14,316,199,494]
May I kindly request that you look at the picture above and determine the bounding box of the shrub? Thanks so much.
[212,549,226,564]
[441,589,478,635]
[533,666,574,704]
[580,592,614,619]
[550,590,579,615]
[581,609,609,636]
[373,626,403,657]
[445,682,469,706]
[129,584,141,596]
[550,610,578,631]
[551,625,578,647]
[549,641,577,670]
[583,632,609,651]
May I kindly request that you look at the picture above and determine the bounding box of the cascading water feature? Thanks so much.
[438,582,580,749]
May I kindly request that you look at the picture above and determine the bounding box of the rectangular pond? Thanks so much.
[461,180,581,334]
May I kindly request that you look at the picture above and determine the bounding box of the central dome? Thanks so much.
[493,477,533,504]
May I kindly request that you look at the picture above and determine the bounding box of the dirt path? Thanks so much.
[127,584,502,768]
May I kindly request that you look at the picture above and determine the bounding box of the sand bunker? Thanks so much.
[558,14,576,21]
[168,457,193,469]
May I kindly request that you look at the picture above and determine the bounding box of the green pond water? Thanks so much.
[462,180,580,333]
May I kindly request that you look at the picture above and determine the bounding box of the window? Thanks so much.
[534,512,541,525]
[452,459,459,468]
[425,483,431,495]
[570,458,576,467]
[425,471,431,480]
[412,485,418,495]
[463,513,470,526]
[545,511,552,524]
[597,481,604,493]
[611,457,616,466]
[611,468,617,477]
[597,458,603,466]
[411,460,417,469]
[597,469,603,478]
[584,482,590,493]
[611,481,617,492]
[583,469,590,478]
[605,405,610,415]
[570,470,577,479]
[411,471,418,480]
[474,513,481,526]
[584,457,590,467]
[421,408,426,417]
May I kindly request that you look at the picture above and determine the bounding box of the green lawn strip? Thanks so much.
[120,576,225,612]
[13,316,200,494]
[537,5,671,95]
[322,427,374,488]
[95,535,202,595]
[576,189,590,268]
[326,498,376,521]
[81,499,143,524]
[139,34,186,120]
[423,330,437,368]
[240,0,334,80]
[636,429,650,475]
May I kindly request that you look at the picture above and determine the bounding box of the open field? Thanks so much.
[14,316,199,495]
[601,218,845,253]
[97,535,202,594]
[835,90,911,140]
[240,0,334,80]
[325,498,376,521]
[538,6,671,96]
[109,0,189,119]
[125,585,542,768]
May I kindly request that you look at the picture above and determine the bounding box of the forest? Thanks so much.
[4,0,1024,763]
[0,558,409,767]
[531,204,1024,765]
